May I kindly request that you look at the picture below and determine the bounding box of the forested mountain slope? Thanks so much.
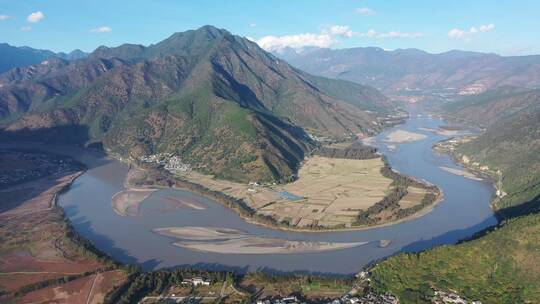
[0,26,395,182]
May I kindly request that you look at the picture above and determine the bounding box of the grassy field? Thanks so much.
[177,155,435,229]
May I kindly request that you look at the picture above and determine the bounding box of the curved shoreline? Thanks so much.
[146,166,446,233]
[3,133,496,276]
[108,150,446,232]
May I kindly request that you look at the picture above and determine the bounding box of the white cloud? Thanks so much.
[0,15,12,21]
[27,11,44,23]
[448,23,495,40]
[479,23,495,32]
[256,25,355,52]
[356,7,376,16]
[359,29,423,39]
[326,25,353,38]
[249,23,257,27]
[90,26,112,33]
[365,29,378,38]
[257,33,335,52]
[448,28,466,39]
[20,26,32,32]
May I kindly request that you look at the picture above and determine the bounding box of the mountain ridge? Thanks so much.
[0,25,395,182]
[0,42,88,74]
[277,46,540,94]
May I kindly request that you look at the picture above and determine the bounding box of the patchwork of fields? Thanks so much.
[179,155,435,229]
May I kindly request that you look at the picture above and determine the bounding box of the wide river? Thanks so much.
[53,107,497,274]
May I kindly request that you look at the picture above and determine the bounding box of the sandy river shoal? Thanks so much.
[111,188,157,216]
[153,227,369,254]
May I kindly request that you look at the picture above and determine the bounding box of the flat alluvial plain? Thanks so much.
[177,155,437,229]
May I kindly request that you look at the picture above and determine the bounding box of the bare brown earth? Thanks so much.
[0,151,127,302]
[17,270,126,304]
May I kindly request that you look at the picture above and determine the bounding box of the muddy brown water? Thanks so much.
[4,107,497,274]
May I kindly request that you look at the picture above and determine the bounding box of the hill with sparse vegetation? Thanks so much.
[0,26,395,182]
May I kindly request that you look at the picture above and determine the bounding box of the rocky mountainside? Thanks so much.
[278,47,540,94]
[457,111,540,210]
[441,86,540,127]
[0,26,395,182]
[0,43,87,73]
[436,86,540,209]
[370,90,540,304]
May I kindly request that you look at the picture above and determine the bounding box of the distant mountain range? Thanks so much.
[0,26,395,182]
[0,43,88,74]
[277,47,540,94]
[441,85,540,127]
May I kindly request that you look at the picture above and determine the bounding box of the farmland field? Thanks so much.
[178,155,437,229]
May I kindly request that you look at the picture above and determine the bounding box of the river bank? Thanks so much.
[55,110,497,274]
[122,161,444,233]
[0,147,127,303]
[433,136,504,206]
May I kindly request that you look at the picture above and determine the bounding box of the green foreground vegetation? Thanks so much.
[371,213,540,303]
[367,89,540,304]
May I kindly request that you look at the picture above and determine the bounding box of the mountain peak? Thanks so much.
[164,25,231,43]
[196,25,230,36]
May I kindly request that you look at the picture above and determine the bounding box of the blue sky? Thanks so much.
[1,0,539,55]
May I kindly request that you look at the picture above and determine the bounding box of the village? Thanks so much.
[139,153,192,173]
[136,270,485,304]
[137,272,401,304]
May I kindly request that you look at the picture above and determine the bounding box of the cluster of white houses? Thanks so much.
[139,153,192,173]
[181,277,211,286]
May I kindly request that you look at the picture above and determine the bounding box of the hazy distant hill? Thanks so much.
[441,86,540,127]
[56,49,88,61]
[438,86,540,209]
[0,43,87,73]
[458,113,540,210]
[0,26,394,182]
[278,47,540,94]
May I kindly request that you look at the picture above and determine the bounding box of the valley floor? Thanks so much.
[0,150,128,303]
[130,151,441,231]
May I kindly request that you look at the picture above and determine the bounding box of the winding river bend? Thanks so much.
[53,107,497,274]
